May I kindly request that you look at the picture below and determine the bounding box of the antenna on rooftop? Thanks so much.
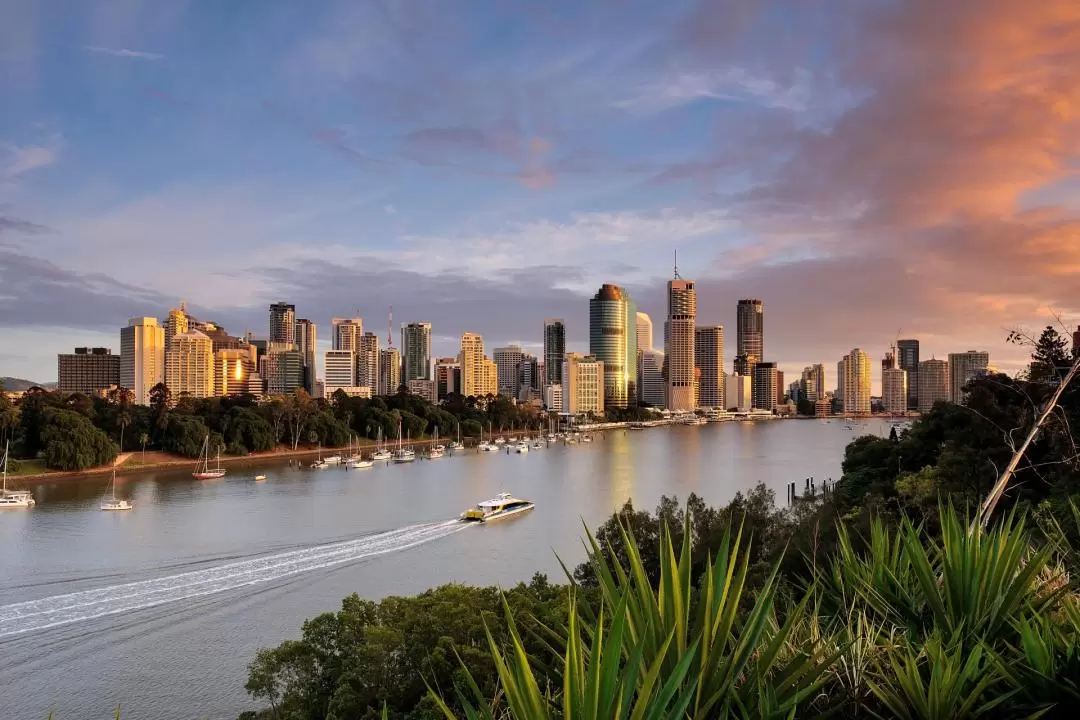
[673,249,681,279]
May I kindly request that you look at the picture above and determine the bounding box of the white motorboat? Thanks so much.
[0,441,35,508]
[100,470,133,511]
[494,437,506,445]
[346,457,374,469]
[372,449,393,461]
[310,459,329,469]
[460,492,535,523]
[322,454,343,466]
[192,434,227,479]
[479,441,498,453]
[547,433,556,442]
[531,438,544,449]
[515,442,530,454]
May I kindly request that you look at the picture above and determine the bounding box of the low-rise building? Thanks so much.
[57,347,120,396]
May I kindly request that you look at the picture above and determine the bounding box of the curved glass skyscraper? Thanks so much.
[589,284,637,408]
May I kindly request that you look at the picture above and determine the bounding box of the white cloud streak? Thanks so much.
[82,45,163,60]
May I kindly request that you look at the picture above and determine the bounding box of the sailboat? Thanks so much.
[393,420,415,463]
[428,426,445,459]
[100,470,133,511]
[345,436,374,469]
[0,441,35,508]
[372,427,392,462]
[310,445,329,469]
[478,424,498,452]
[192,435,227,479]
[448,421,464,452]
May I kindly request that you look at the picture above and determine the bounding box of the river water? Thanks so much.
[0,418,890,719]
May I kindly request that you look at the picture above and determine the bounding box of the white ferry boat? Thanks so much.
[460,492,535,523]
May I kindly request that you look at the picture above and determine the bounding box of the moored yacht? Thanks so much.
[192,434,227,479]
[0,441,35,508]
[100,470,133,511]
[460,492,535,523]
[346,457,374,469]
[448,422,465,452]
[393,420,415,463]
[322,454,343,466]
[514,441,530,454]
[428,426,445,459]
[371,428,392,461]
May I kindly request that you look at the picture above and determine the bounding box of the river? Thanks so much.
[0,418,891,719]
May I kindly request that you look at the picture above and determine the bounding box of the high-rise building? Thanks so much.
[776,370,785,405]
[294,318,317,393]
[726,373,751,411]
[493,345,525,396]
[694,326,725,408]
[517,354,540,402]
[638,349,666,407]
[897,339,920,410]
[590,284,637,408]
[636,312,653,352]
[331,317,363,352]
[563,353,605,416]
[480,358,499,397]
[883,367,908,413]
[324,350,356,390]
[214,347,262,397]
[918,358,950,412]
[163,305,189,384]
[120,317,165,405]
[948,350,990,402]
[263,346,304,394]
[57,347,121,396]
[165,330,214,398]
[840,348,872,415]
[835,359,845,401]
[401,322,432,382]
[268,302,296,345]
[378,347,401,396]
[543,319,566,385]
[736,299,764,367]
[800,364,826,402]
[544,384,564,414]
[435,358,461,400]
[357,332,380,390]
[459,333,486,398]
[751,362,778,411]
[665,278,696,411]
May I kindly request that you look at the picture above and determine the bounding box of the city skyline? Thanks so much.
[2,3,1076,386]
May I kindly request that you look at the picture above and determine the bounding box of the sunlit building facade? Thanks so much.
[120,317,165,406]
[563,353,605,416]
[840,348,872,415]
[590,284,637,409]
[695,325,725,408]
[948,350,990,403]
[918,358,950,411]
[214,347,262,397]
[378,347,401,396]
[166,329,214,399]
[665,278,696,411]
[57,347,120,396]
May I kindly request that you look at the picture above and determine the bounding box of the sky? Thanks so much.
[1,0,1079,392]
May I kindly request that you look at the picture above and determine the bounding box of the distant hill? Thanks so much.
[1,377,56,391]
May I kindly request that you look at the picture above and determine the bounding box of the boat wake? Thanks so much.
[0,520,467,639]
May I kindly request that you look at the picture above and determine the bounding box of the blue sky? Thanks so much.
[2,0,1079,388]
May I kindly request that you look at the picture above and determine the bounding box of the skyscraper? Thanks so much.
[897,339,920,410]
[214,347,261,397]
[331,317,363,352]
[324,350,356,390]
[840,348,872,415]
[294,318,317,393]
[736,299,764,368]
[636,312,653,352]
[493,345,525,396]
[801,364,826,402]
[163,304,189,384]
[694,326,725,408]
[401,322,432,382]
[726,373,751,411]
[120,317,165,406]
[563,353,605,415]
[665,278,696,411]
[357,332,380,389]
[543,319,566,385]
[268,302,296,345]
[947,350,990,402]
[637,350,666,407]
[435,358,461,400]
[378,348,401,395]
[883,366,908,413]
[263,347,304,394]
[751,362,778,411]
[776,370,785,406]
[589,284,637,409]
[918,358,950,411]
[166,330,215,398]
[57,348,120,396]
[460,333,486,398]
[517,353,540,401]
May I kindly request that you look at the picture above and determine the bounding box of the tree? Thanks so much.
[149,382,171,436]
[107,386,135,452]
[286,390,315,450]
[40,408,118,470]
[140,432,149,463]
[1025,325,1071,383]
[0,381,18,446]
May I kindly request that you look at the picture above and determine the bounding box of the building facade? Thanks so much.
[543,319,566,386]
[294,318,317,393]
[57,348,120,396]
[435,358,461,400]
[120,317,165,405]
[918,358,950,411]
[357,332,380,390]
[948,350,990,402]
[590,284,637,409]
[637,349,666,407]
[268,302,296,345]
[636,312,653,352]
[800,364,826,402]
[665,278,696,411]
[563,353,604,416]
[736,299,764,367]
[378,348,401,395]
[694,325,725,408]
[324,350,356,391]
[840,348,872,415]
[214,347,262,397]
[897,339,920,410]
[401,322,432,382]
[544,383,564,414]
[480,358,499,397]
[883,367,908,413]
[166,329,214,398]
[493,345,525,397]
[331,317,363,352]
[517,354,540,402]
[751,362,778,411]
[407,379,436,403]
[726,373,751,411]
[263,346,304,395]
[460,333,486,398]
